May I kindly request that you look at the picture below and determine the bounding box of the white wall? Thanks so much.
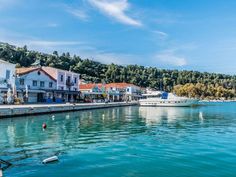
[16,70,57,90]
[56,70,80,91]
[0,60,16,89]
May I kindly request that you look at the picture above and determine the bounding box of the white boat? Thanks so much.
[139,91,199,107]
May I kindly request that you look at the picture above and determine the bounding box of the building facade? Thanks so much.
[16,67,57,103]
[0,59,16,104]
[42,67,80,102]
[79,83,106,102]
[16,67,80,103]
[80,82,142,102]
[106,83,141,101]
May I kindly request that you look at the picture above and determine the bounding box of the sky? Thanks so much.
[1,0,236,74]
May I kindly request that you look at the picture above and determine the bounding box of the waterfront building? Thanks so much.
[79,83,106,102]
[0,59,16,104]
[105,83,142,101]
[16,67,80,103]
[80,82,142,102]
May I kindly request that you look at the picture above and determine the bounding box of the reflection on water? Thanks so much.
[1,103,236,177]
[139,106,203,125]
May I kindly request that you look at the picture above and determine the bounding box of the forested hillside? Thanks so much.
[0,42,235,99]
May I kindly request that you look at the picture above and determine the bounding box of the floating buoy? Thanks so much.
[42,156,59,164]
[42,123,47,129]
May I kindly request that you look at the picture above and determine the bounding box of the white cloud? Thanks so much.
[88,0,142,26]
[0,28,135,64]
[66,6,89,21]
[0,28,84,52]
[87,52,135,64]
[152,30,168,39]
[26,40,82,48]
[155,50,187,67]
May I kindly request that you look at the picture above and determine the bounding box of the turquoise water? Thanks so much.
[1,103,236,177]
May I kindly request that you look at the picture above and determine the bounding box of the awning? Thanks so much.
[29,90,46,93]
[54,90,80,94]
[82,92,104,95]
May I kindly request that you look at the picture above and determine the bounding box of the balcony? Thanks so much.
[66,80,74,87]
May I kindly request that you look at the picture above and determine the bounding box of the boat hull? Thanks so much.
[139,99,199,107]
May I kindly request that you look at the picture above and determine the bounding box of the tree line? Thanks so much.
[0,42,236,99]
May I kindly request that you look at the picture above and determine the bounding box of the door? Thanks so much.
[37,93,44,102]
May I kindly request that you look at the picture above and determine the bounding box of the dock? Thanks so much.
[0,102,138,118]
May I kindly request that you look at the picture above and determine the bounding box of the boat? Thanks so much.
[139,91,199,107]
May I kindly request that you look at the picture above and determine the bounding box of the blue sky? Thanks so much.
[1,0,236,74]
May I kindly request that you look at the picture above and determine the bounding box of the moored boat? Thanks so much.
[139,91,199,107]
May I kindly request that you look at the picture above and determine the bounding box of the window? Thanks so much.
[74,88,77,91]
[49,82,53,88]
[61,86,64,90]
[67,76,71,82]
[33,80,37,86]
[5,70,10,80]
[40,81,45,87]
[74,77,77,84]
[19,79,24,85]
[60,75,64,82]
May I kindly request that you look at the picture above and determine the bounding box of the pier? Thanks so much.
[0,102,138,118]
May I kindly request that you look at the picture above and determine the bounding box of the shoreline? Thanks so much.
[0,102,138,118]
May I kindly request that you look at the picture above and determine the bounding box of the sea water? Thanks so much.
[1,102,236,177]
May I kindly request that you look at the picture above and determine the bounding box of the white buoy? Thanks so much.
[0,168,3,177]
[42,156,59,164]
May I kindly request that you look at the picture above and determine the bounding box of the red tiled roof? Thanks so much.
[16,67,39,75]
[80,82,139,90]
[105,82,137,89]
[79,83,104,90]
[16,67,57,81]
[16,66,80,82]
[41,67,57,80]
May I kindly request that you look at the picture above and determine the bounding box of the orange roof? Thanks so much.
[41,67,57,80]
[16,66,79,81]
[105,82,137,89]
[16,67,38,75]
[79,83,104,90]
[16,67,57,81]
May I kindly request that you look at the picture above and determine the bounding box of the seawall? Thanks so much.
[0,102,138,118]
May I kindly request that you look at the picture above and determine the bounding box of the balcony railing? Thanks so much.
[66,80,74,87]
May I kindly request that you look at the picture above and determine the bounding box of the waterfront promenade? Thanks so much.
[0,102,138,118]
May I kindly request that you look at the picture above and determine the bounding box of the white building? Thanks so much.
[0,59,16,104]
[16,66,80,103]
[105,83,141,101]
[16,67,57,103]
